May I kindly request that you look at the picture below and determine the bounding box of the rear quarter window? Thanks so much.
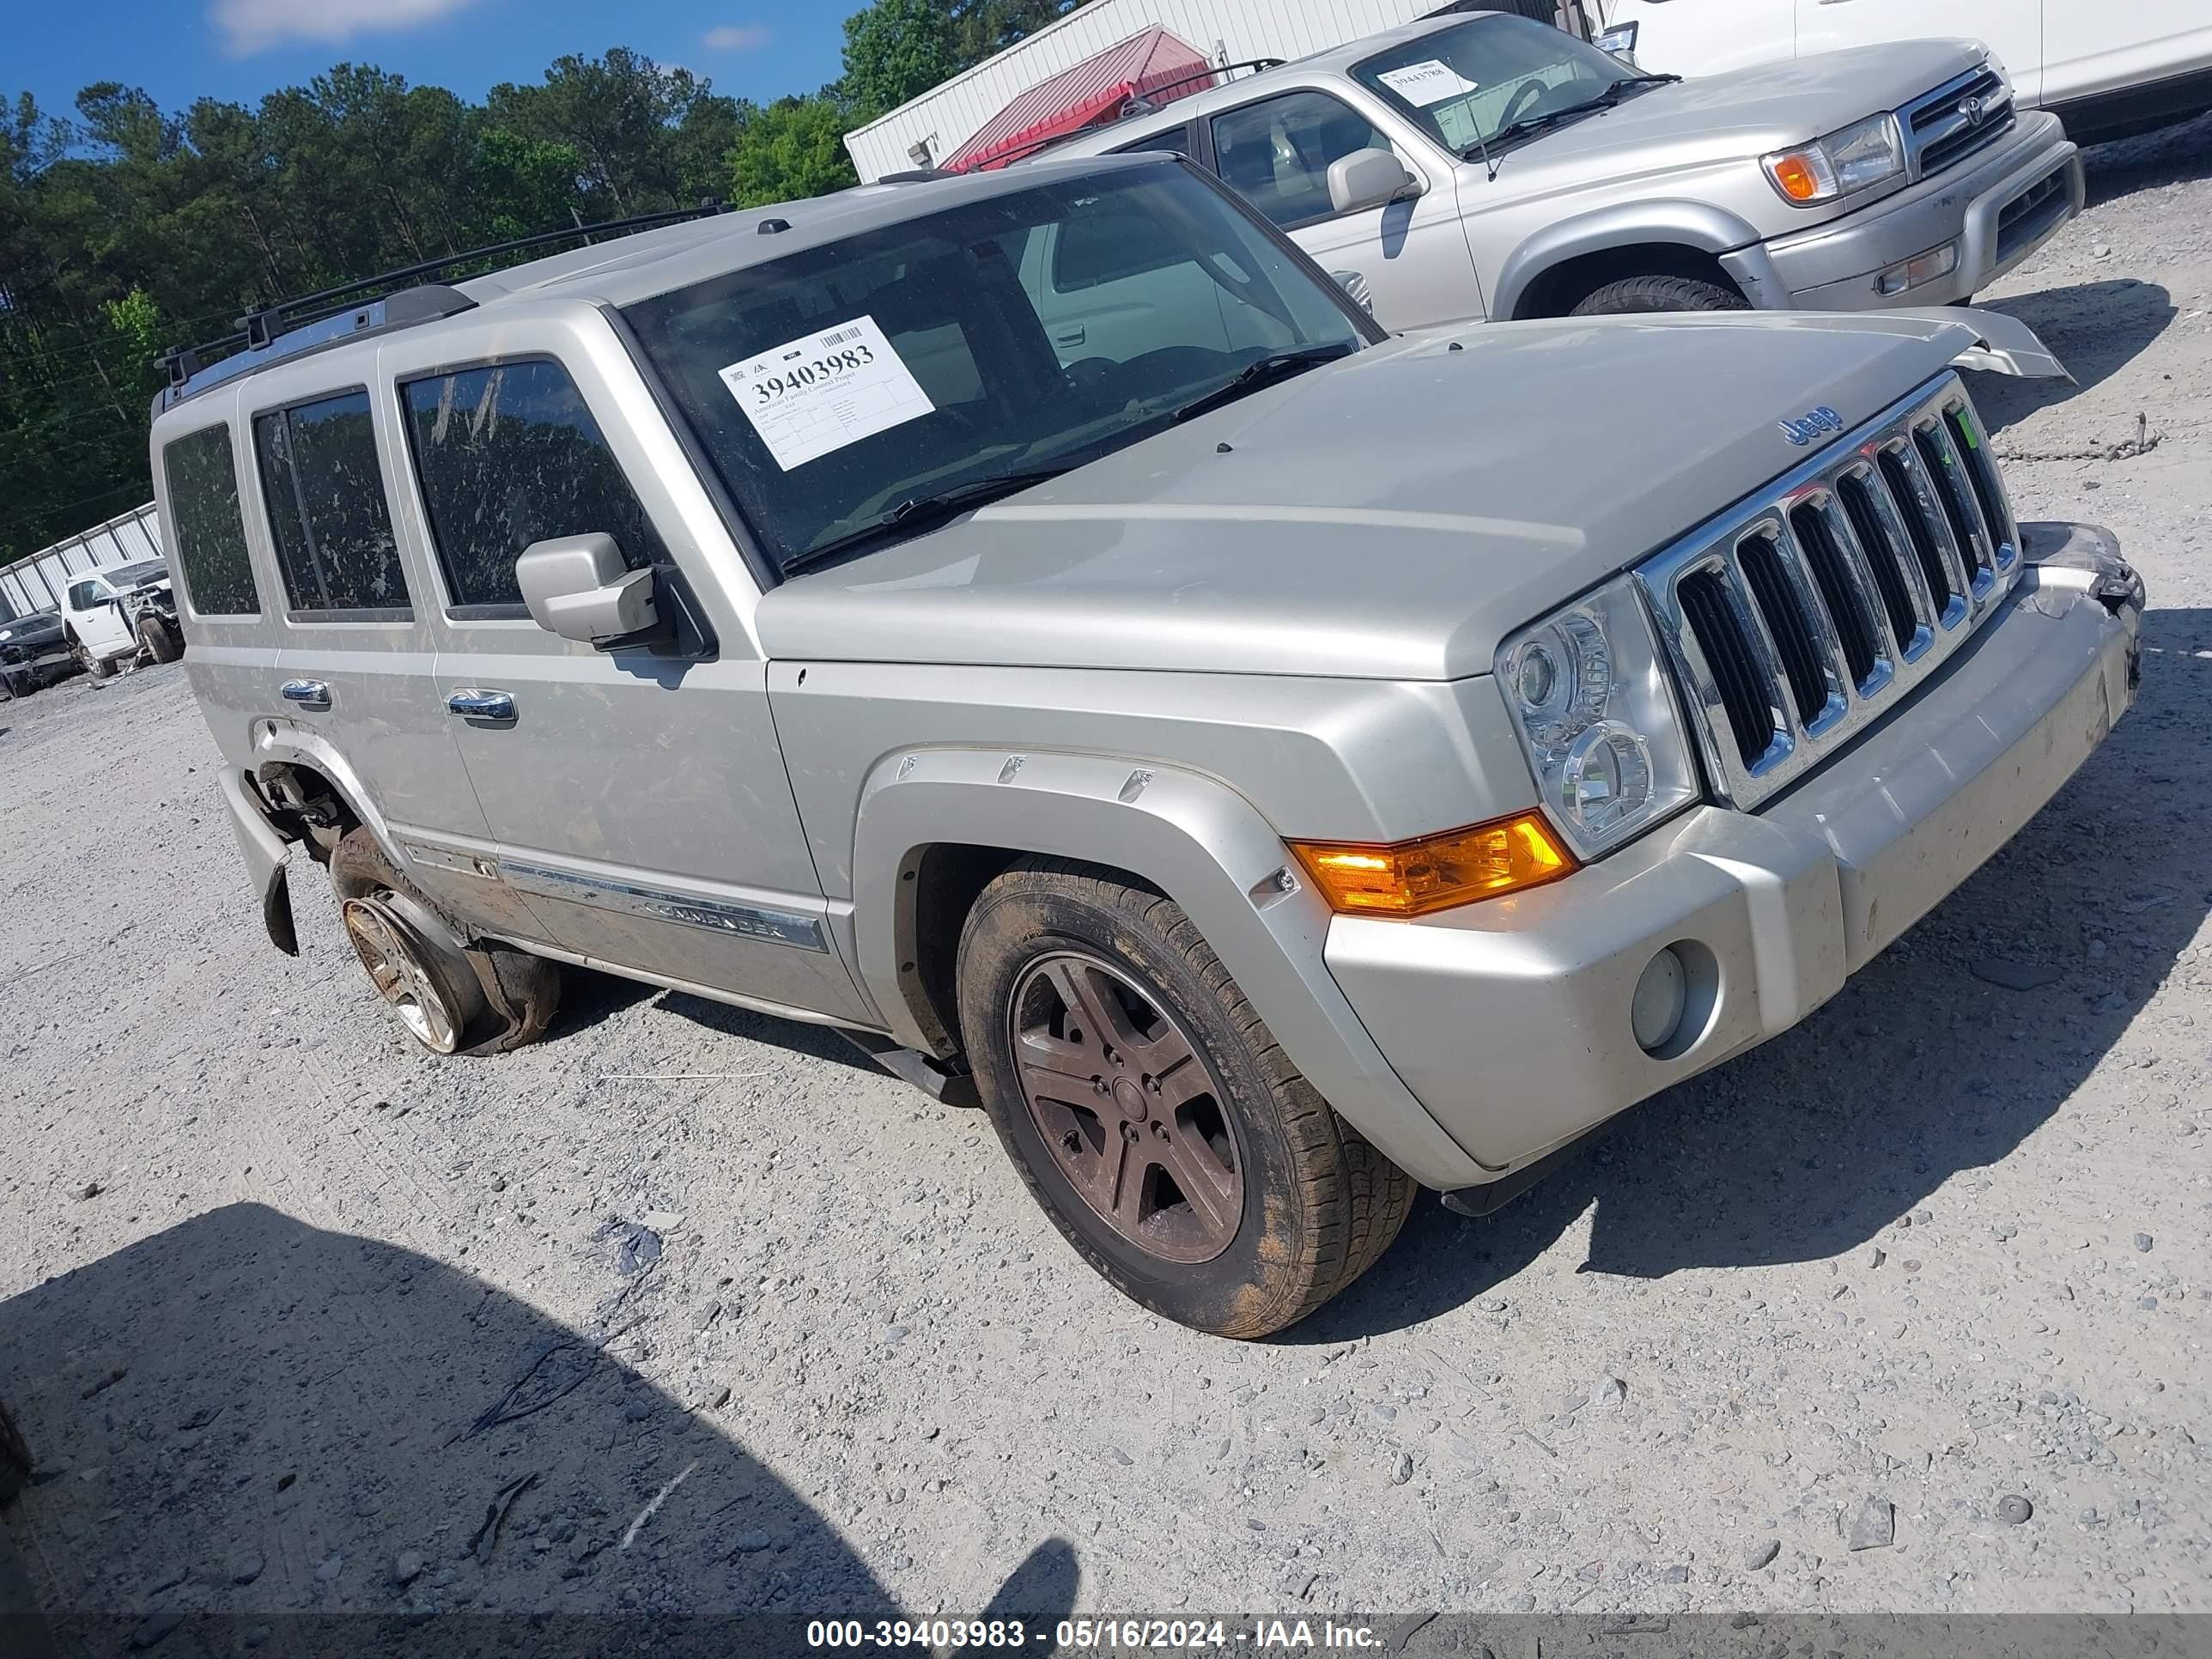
[160,423,260,617]
[400,358,666,612]
[252,389,410,617]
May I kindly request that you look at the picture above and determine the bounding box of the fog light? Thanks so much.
[1876,241,1959,297]
[1631,946,1688,1053]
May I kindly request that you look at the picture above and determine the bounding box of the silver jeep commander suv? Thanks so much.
[154,153,2142,1338]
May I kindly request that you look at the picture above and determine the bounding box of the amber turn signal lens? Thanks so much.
[1770,153,1822,201]
[1291,814,1577,918]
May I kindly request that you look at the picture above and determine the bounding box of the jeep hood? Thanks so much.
[1507,39,1988,174]
[757,308,2059,682]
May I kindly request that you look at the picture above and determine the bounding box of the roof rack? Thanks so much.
[954,58,1285,173]
[155,201,734,412]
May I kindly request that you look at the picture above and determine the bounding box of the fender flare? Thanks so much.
[249,724,405,868]
[849,746,1492,1190]
[1493,199,1769,319]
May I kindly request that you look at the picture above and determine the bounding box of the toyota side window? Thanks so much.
[1207,92,1394,229]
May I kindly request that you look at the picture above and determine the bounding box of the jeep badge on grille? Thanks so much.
[1778,406,1845,447]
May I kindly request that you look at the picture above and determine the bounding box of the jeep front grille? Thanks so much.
[1904,67,2014,179]
[1637,374,2019,809]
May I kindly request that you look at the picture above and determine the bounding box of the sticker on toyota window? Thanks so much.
[718,314,935,471]
[1376,60,1480,106]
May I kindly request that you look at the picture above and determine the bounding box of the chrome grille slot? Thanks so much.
[1638,374,2021,811]
[1877,443,1966,617]
[1737,531,1832,728]
[1676,567,1778,769]
[1834,469,1929,659]
[1789,501,1880,688]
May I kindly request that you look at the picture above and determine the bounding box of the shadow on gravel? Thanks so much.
[1969,279,2176,434]
[0,1205,1075,1656]
[2081,106,2212,207]
[1294,607,2212,1343]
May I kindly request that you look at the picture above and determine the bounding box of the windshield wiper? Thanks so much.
[1170,343,1357,425]
[781,467,1073,576]
[1468,75,1681,160]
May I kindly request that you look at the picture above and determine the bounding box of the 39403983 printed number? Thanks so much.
[752,343,877,404]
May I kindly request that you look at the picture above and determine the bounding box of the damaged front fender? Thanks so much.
[220,765,299,957]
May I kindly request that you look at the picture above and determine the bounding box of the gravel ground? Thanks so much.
[3,112,2209,1641]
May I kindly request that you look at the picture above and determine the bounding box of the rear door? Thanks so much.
[380,319,875,1024]
[1198,87,1485,328]
[239,374,524,932]
[1796,0,2043,103]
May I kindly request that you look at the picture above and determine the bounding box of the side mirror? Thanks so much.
[1329,270,1375,316]
[1327,147,1419,216]
[515,534,659,647]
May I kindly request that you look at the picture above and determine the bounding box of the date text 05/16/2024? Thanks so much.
[805,1618,1391,1650]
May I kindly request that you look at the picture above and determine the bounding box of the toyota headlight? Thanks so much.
[1497,578,1699,858]
[1762,111,1905,205]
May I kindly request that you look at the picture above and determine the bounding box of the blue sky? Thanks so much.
[11,0,849,121]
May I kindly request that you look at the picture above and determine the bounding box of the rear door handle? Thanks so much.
[447,688,516,722]
[1055,325,1086,346]
[279,679,330,708]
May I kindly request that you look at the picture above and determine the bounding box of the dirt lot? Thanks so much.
[3,113,2209,1644]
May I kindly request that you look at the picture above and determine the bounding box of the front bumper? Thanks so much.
[1326,524,2141,1182]
[1728,110,2083,310]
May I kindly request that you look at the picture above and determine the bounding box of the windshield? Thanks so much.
[1352,15,1648,155]
[623,161,1370,573]
[105,561,167,588]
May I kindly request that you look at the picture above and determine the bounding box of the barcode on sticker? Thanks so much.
[821,325,866,346]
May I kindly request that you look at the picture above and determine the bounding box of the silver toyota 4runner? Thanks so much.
[153,154,2142,1339]
[1049,12,2084,327]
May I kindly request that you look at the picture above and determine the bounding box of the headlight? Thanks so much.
[1762,111,1905,204]
[1496,577,1699,858]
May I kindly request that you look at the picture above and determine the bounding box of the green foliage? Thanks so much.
[0,2,1092,567]
[728,96,860,206]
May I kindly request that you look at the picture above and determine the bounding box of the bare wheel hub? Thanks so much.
[1008,951,1245,1264]
[343,897,464,1054]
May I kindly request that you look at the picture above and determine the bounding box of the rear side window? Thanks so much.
[400,359,665,611]
[161,423,259,616]
[252,389,410,616]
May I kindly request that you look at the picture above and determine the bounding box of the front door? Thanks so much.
[380,326,876,1026]
[1796,0,2043,104]
[1201,88,1486,329]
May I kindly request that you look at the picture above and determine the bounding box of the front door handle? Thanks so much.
[280,678,330,708]
[447,688,516,722]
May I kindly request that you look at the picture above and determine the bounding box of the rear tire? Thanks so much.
[957,856,1413,1339]
[137,617,181,663]
[329,828,559,1054]
[1570,273,1749,315]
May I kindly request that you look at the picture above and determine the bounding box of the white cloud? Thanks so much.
[211,0,478,56]
[702,23,770,52]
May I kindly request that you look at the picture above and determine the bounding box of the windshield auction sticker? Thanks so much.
[718,314,935,471]
[1375,59,1480,106]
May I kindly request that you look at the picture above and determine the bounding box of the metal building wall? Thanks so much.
[0,503,163,623]
[844,0,1442,183]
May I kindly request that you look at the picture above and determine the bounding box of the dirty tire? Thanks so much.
[328,827,559,1054]
[1570,274,1748,315]
[137,616,181,663]
[0,1398,28,1506]
[76,645,114,683]
[957,856,1413,1339]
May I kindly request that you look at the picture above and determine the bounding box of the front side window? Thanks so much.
[252,390,409,615]
[1207,92,1394,228]
[1353,15,1640,157]
[623,162,1370,574]
[402,359,666,611]
[68,580,104,611]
